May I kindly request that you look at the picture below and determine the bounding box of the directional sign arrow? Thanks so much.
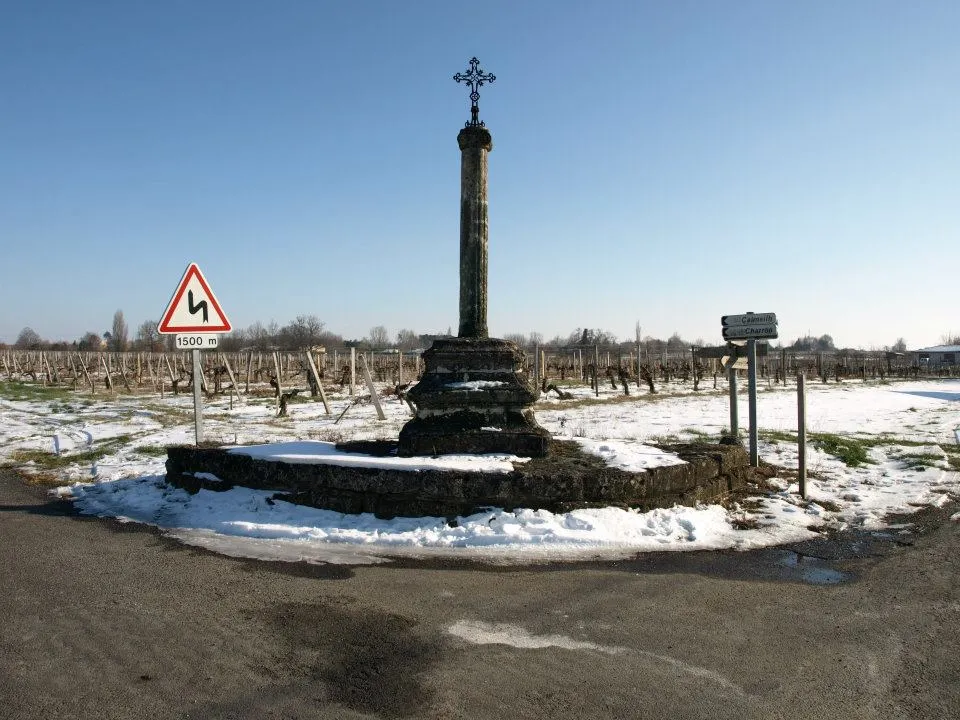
[692,345,729,359]
[722,325,779,340]
[721,312,777,327]
[722,355,749,370]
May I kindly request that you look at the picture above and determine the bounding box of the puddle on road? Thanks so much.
[617,545,860,586]
[612,524,924,586]
[773,551,850,585]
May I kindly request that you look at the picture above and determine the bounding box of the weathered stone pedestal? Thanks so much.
[398,337,550,457]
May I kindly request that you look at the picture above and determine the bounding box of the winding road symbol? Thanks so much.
[187,290,209,323]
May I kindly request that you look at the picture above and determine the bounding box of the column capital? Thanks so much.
[457,126,493,152]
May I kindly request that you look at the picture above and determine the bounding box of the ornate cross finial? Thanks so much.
[454,57,495,128]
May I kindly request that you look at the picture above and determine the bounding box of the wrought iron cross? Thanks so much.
[454,57,496,128]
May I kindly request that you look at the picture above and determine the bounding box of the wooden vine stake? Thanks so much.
[359,353,386,420]
[76,353,95,393]
[99,354,114,391]
[304,350,331,415]
[272,352,283,410]
[221,355,243,405]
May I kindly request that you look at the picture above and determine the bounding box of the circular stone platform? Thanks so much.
[165,440,767,520]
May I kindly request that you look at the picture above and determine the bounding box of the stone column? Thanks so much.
[457,125,492,338]
[397,119,548,459]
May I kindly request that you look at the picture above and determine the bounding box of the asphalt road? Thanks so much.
[1,468,957,720]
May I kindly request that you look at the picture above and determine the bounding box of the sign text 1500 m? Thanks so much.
[175,334,219,350]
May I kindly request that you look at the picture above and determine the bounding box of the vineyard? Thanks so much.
[1,345,955,405]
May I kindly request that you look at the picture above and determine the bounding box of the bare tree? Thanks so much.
[395,328,419,350]
[134,321,163,351]
[15,327,43,349]
[110,310,128,352]
[940,333,960,346]
[279,315,326,350]
[568,328,618,347]
[666,332,688,352]
[367,325,389,348]
[245,321,272,349]
[77,331,102,351]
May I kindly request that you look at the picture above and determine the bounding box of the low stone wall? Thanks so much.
[165,440,759,520]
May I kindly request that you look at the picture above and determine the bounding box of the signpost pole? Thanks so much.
[747,338,758,467]
[728,365,739,438]
[192,348,204,445]
[798,372,807,499]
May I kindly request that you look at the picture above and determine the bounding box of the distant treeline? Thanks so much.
[5,313,956,355]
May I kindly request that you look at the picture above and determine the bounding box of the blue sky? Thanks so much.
[2,1,957,349]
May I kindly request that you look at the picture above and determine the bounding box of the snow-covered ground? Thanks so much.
[1,376,958,565]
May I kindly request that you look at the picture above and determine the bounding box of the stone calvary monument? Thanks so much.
[165,58,765,520]
[398,58,550,458]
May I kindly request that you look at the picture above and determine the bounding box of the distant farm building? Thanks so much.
[913,345,960,368]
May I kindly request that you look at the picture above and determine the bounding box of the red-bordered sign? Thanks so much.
[158,263,232,334]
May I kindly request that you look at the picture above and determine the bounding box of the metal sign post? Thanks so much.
[798,373,807,499]
[192,348,204,445]
[728,365,739,438]
[747,338,758,466]
[158,263,232,447]
[721,312,779,467]
[723,347,742,439]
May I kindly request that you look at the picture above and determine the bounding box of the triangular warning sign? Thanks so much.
[158,263,232,334]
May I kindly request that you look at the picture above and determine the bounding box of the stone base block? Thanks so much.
[398,410,550,457]
[399,336,548,457]
[165,441,765,520]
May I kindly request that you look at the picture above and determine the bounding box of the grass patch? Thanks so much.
[0,381,74,403]
[540,391,671,410]
[812,498,842,512]
[8,434,133,470]
[761,431,945,468]
[730,516,761,530]
[11,447,112,470]
[134,445,170,457]
[810,432,872,468]
[760,429,798,443]
[869,434,940,447]
[897,453,942,469]
[23,471,67,487]
[136,403,194,426]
